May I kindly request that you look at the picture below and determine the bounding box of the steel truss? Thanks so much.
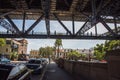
[0,0,120,40]
[0,18,15,33]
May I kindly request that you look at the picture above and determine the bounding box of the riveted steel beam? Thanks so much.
[25,14,44,34]
[0,18,15,33]
[53,13,72,35]
[75,19,89,35]
[10,0,28,9]
[41,0,50,37]
[70,0,79,12]
[4,15,20,34]
[101,27,120,36]
[81,0,89,11]
[0,10,16,18]
[72,14,75,35]
[100,17,117,36]
[45,17,50,36]
[75,16,99,36]
[22,12,26,33]
[114,17,118,34]
[0,33,120,40]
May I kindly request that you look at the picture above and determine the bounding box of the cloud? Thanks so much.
[27,39,55,53]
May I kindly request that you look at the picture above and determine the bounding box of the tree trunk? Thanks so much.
[57,46,60,58]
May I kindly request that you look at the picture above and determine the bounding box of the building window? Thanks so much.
[6,48,8,52]
[22,51,23,54]
[82,50,84,52]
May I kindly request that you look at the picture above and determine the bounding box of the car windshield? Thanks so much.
[8,66,20,78]
[28,60,41,64]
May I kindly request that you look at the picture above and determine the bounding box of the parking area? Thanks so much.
[0,58,48,80]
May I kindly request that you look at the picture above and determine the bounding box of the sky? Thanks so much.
[27,39,105,53]
[0,19,118,53]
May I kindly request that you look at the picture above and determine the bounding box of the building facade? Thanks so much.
[54,48,94,59]
[30,50,39,58]
[0,38,28,57]
[17,39,28,54]
[54,49,65,58]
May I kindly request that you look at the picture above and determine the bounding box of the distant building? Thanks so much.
[17,39,28,54]
[54,48,94,59]
[54,49,65,58]
[76,49,94,55]
[64,48,94,54]
[30,50,39,58]
[0,38,28,57]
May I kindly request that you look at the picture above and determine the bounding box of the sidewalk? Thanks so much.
[42,62,74,80]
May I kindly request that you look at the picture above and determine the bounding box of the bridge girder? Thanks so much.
[0,0,119,39]
[0,18,15,33]
[0,33,120,40]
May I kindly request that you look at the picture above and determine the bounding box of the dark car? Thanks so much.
[56,58,64,68]
[18,54,28,61]
[26,59,43,74]
[38,58,48,67]
[0,63,31,80]
[0,57,10,63]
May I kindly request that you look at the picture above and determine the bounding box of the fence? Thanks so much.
[57,49,120,80]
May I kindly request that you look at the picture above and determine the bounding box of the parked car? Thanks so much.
[26,59,43,74]
[0,57,10,63]
[56,58,64,68]
[38,58,48,67]
[0,63,31,80]
[18,54,28,61]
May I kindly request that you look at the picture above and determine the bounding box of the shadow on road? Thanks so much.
[42,62,74,80]
[30,74,41,80]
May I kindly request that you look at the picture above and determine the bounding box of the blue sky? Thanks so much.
[1,19,118,53]
[27,39,105,53]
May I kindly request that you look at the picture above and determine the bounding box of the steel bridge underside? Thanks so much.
[0,0,120,39]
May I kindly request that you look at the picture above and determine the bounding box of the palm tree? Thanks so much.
[39,47,46,57]
[54,39,62,58]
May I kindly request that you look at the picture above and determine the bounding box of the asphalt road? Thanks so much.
[42,62,74,80]
[30,74,41,80]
